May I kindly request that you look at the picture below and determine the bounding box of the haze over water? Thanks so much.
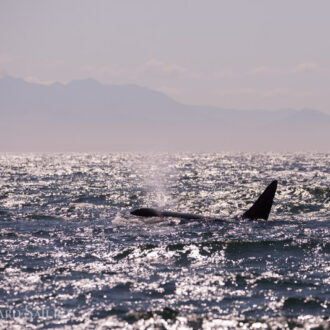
[0,152,329,328]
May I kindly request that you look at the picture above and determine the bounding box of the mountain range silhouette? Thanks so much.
[1,76,329,151]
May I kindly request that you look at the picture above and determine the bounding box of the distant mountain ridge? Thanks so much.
[0,76,329,151]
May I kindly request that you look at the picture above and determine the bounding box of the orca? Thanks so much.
[131,180,277,221]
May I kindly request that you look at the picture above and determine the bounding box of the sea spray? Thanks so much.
[134,153,178,210]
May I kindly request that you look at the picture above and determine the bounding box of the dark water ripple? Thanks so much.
[0,153,329,329]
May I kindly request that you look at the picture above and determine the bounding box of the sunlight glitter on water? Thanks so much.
[0,153,329,328]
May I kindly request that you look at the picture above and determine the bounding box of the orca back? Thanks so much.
[130,180,278,221]
[130,208,162,217]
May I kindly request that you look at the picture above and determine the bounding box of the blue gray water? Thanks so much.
[0,153,329,329]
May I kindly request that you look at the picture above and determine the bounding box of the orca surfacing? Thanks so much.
[131,180,278,221]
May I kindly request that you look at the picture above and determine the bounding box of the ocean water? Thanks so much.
[0,153,329,329]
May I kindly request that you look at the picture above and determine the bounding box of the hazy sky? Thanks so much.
[1,0,330,112]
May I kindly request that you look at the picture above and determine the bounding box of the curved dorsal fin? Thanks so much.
[242,180,277,220]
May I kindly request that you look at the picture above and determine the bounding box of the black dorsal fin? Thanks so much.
[242,180,277,220]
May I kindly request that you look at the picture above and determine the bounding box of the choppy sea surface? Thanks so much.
[0,153,329,329]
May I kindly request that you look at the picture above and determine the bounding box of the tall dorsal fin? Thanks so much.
[242,180,277,220]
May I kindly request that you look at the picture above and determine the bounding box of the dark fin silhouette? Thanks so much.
[131,208,162,217]
[242,180,277,220]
